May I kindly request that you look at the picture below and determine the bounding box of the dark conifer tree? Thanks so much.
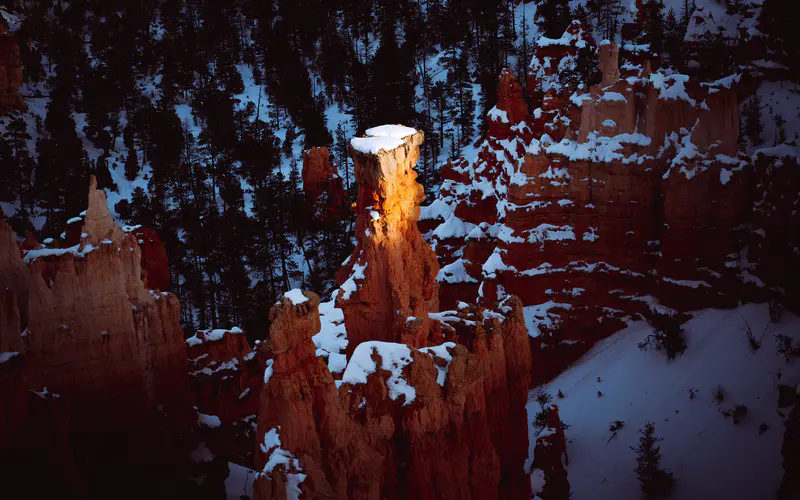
[632,423,675,497]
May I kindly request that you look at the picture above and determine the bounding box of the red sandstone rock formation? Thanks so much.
[254,291,532,500]
[0,23,25,114]
[302,147,348,220]
[132,226,170,291]
[488,69,531,141]
[531,405,570,499]
[186,326,261,464]
[427,24,751,384]
[337,127,439,352]
[0,176,193,498]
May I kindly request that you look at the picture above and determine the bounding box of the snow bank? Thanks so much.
[312,297,349,374]
[365,124,417,139]
[350,136,404,154]
[0,351,20,364]
[283,289,308,305]
[529,303,800,499]
[523,302,572,338]
[185,327,244,347]
[198,413,221,428]
[437,258,479,284]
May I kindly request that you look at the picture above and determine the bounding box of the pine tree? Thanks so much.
[774,113,787,146]
[587,0,624,40]
[642,0,666,53]
[631,423,675,497]
[743,94,764,147]
[537,0,572,38]
[663,7,683,62]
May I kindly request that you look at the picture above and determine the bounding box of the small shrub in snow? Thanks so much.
[712,385,726,404]
[758,422,769,435]
[631,422,675,498]
[532,390,553,430]
[721,404,748,424]
[768,298,784,324]
[638,314,687,360]
[742,320,761,352]
[535,390,554,410]
[597,391,603,397]
[774,333,799,362]
[609,420,625,432]
[597,376,602,382]
[557,389,565,399]
[687,388,697,400]
[533,410,549,430]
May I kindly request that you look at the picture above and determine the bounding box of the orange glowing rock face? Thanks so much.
[337,128,440,353]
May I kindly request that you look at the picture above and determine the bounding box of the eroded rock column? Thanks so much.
[337,126,439,353]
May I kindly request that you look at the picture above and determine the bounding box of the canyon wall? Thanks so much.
[253,130,533,499]
[422,21,788,385]
[0,177,193,498]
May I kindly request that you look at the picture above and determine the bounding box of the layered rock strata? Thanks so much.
[0,176,192,498]
[424,23,757,384]
[254,291,532,500]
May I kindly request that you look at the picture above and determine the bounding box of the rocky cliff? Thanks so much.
[337,126,439,352]
[0,176,193,498]
[253,130,533,499]
[0,22,25,114]
[186,325,262,465]
[302,147,348,221]
[254,291,532,500]
[423,21,773,384]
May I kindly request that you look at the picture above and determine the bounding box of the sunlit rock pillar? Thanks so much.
[336,126,439,354]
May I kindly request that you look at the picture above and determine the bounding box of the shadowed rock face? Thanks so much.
[0,24,25,115]
[0,176,193,498]
[426,26,763,387]
[303,146,348,221]
[254,292,532,500]
[186,326,262,466]
[337,129,439,352]
[531,405,570,499]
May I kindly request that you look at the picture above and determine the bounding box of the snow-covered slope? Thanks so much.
[528,303,799,499]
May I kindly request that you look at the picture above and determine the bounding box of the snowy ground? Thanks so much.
[225,462,256,500]
[754,80,800,149]
[528,302,800,499]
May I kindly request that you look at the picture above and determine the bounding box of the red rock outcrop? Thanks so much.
[186,326,261,464]
[132,226,170,291]
[427,24,753,385]
[252,131,533,499]
[531,405,570,500]
[337,127,439,352]
[0,23,25,114]
[254,291,532,500]
[302,147,347,220]
[0,176,193,498]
